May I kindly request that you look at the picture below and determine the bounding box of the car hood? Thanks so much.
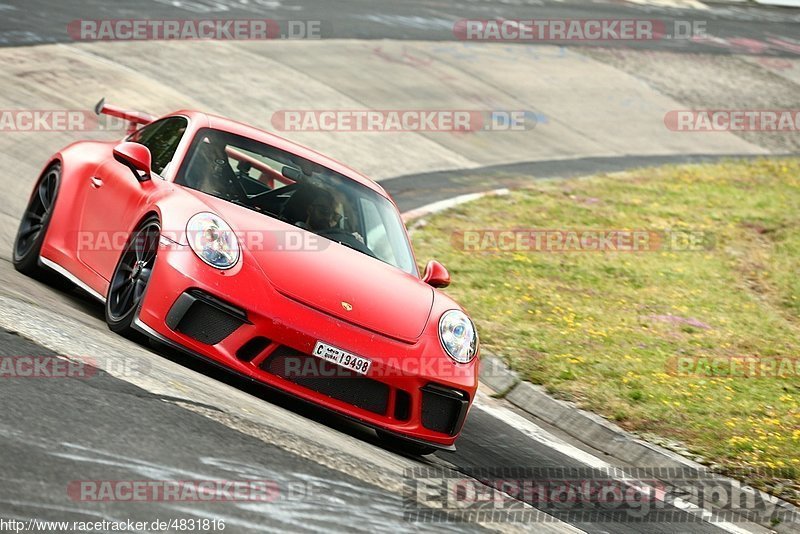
[189,192,434,342]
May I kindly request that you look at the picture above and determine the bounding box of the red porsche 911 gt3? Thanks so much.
[12,100,479,453]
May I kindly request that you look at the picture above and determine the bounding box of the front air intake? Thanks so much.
[420,383,470,436]
[166,290,248,345]
[262,346,390,415]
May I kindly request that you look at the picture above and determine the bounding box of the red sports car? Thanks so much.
[12,100,479,453]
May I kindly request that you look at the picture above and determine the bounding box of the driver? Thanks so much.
[297,187,339,232]
[297,187,365,244]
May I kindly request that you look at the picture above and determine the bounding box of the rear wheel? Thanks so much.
[13,164,74,289]
[105,216,160,338]
[14,164,60,274]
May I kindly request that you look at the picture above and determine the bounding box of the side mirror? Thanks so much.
[113,142,152,182]
[422,260,450,288]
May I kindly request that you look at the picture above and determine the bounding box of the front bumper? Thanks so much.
[135,241,479,448]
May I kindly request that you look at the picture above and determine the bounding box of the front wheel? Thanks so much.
[105,216,161,338]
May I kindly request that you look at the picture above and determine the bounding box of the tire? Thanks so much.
[12,163,74,290]
[377,430,438,456]
[105,215,161,339]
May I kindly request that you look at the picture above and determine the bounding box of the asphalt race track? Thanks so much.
[0,0,798,533]
[1,0,799,51]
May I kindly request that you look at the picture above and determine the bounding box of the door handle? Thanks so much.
[90,177,103,188]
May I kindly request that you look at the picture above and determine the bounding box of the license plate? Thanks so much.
[312,341,372,376]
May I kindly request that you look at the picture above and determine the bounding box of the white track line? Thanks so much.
[473,391,764,534]
[401,188,509,224]
[624,0,710,9]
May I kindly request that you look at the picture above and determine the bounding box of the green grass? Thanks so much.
[411,159,800,502]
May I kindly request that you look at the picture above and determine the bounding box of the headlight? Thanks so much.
[187,212,240,269]
[439,310,478,364]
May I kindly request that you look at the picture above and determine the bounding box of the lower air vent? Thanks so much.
[263,346,390,415]
[421,383,470,436]
[167,290,248,345]
[237,337,272,362]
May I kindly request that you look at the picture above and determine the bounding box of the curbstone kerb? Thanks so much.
[477,352,520,396]
[477,352,800,532]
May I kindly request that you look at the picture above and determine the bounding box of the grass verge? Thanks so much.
[411,159,800,503]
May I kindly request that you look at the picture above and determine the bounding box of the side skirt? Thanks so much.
[39,256,106,303]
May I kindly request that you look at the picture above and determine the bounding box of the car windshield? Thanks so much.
[174,127,417,275]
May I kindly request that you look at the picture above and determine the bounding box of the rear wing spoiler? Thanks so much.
[94,98,156,135]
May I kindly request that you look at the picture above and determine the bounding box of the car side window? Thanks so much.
[359,196,395,264]
[128,117,188,176]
